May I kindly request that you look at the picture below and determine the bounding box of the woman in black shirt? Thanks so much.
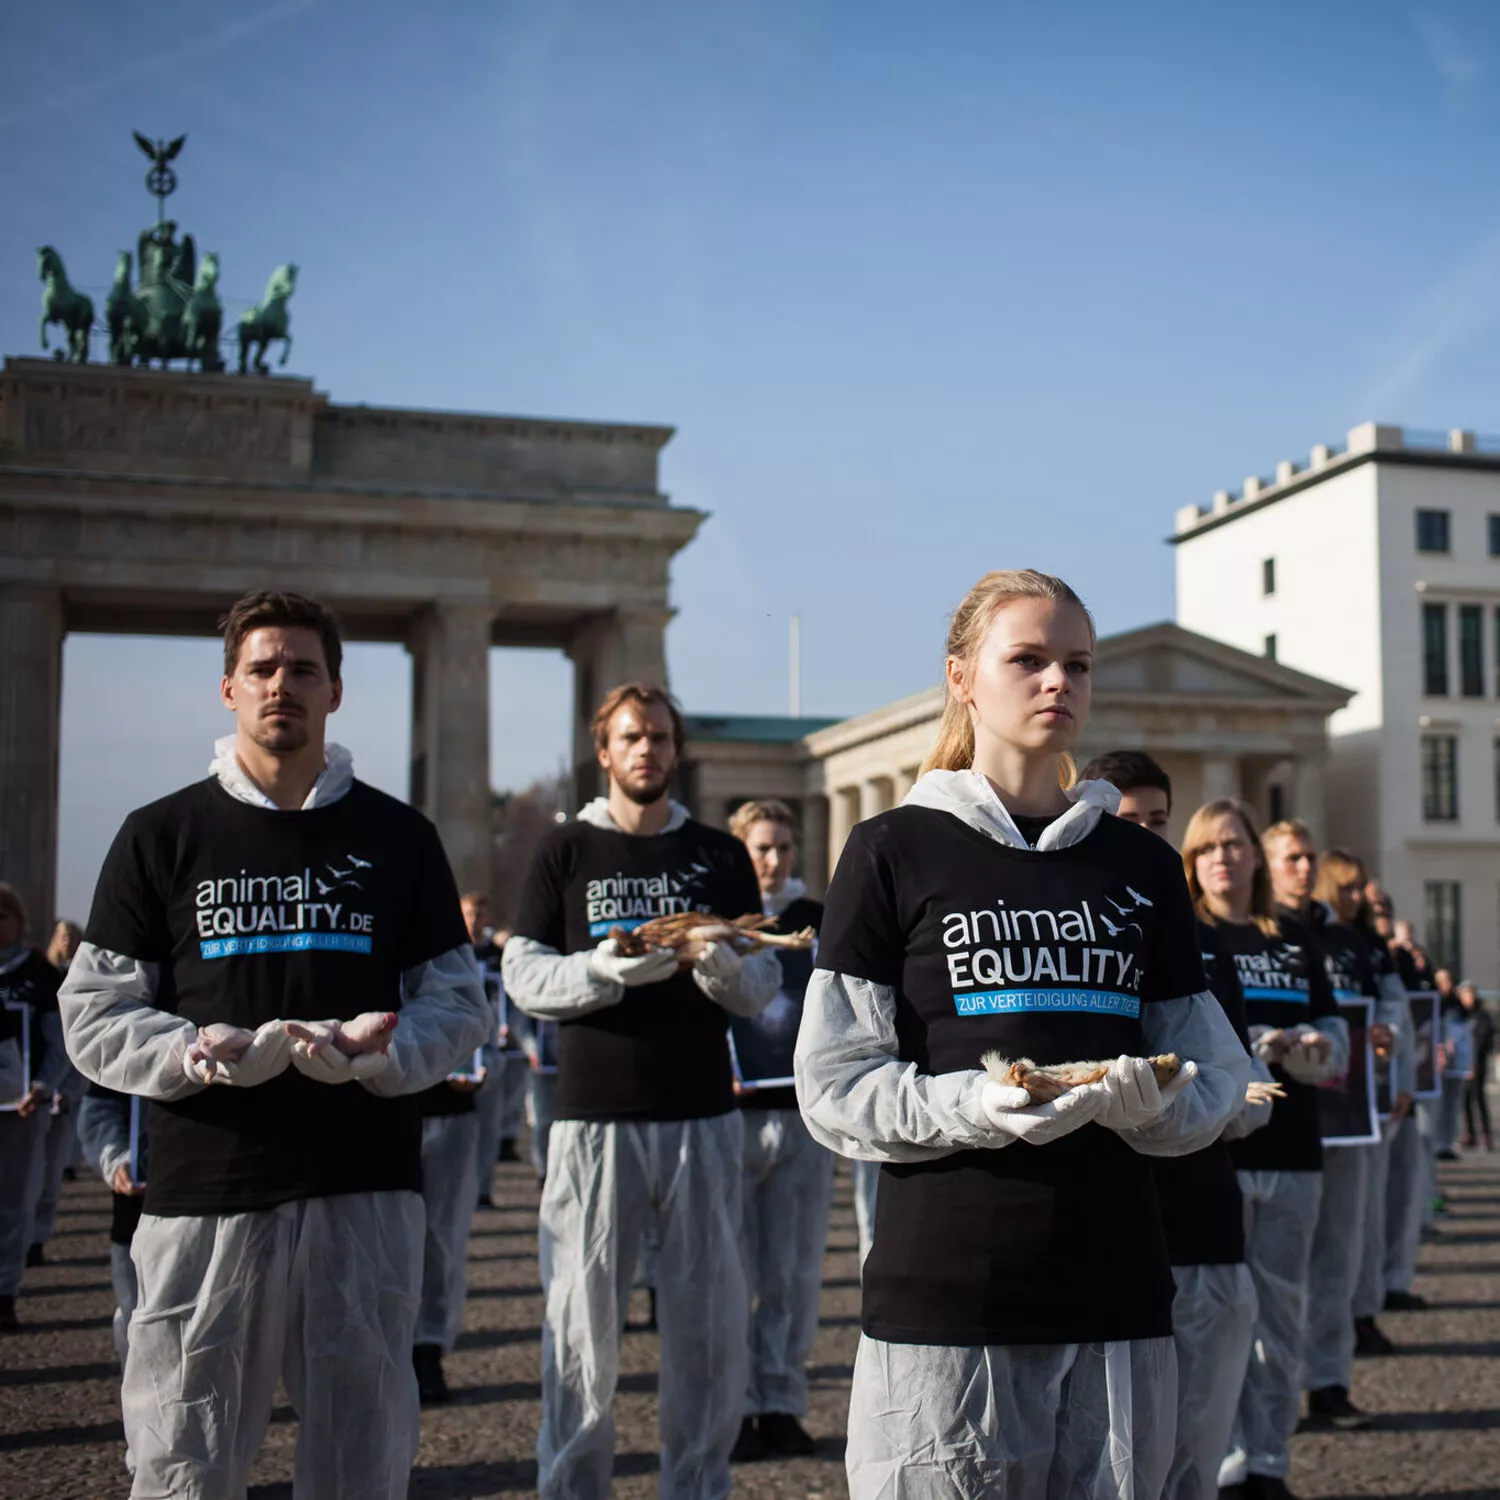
[1183,801,1345,1500]
[795,570,1250,1500]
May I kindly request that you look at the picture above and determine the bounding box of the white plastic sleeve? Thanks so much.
[501,935,624,1021]
[794,968,999,1163]
[359,944,492,1098]
[1114,992,1254,1158]
[58,943,204,1101]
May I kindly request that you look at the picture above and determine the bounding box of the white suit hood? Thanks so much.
[210,736,355,810]
[765,876,808,917]
[575,796,691,834]
[901,768,1119,852]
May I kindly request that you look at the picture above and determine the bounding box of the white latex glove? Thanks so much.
[692,940,743,982]
[980,1078,1109,1146]
[182,1021,254,1085]
[1281,1037,1331,1084]
[587,938,679,989]
[286,1012,397,1085]
[1094,1055,1200,1133]
[184,1019,294,1088]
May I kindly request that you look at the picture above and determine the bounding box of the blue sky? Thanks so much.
[6,1,1500,918]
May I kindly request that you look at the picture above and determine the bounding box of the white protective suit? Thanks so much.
[739,877,836,1421]
[794,772,1253,1500]
[503,797,781,1500]
[58,740,491,1500]
[1162,1062,1273,1500]
[76,1090,144,1369]
[1221,1004,1349,1487]
[851,1157,880,1267]
[0,944,69,1299]
[29,1066,87,1250]
[418,1108,482,1351]
[1306,968,1413,1387]
[1355,977,1415,1321]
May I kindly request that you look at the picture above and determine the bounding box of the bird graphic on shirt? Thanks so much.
[1102,897,1142,933]
[1124,886,1154,908]
[347,855,373,869]
[315,860,366,895]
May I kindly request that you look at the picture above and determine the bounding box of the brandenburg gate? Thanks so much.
[0,356,701,930]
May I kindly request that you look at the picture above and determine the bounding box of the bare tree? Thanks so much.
[487,776,568,932]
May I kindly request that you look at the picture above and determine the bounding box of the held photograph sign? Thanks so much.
[1410,991,1442,1099]
[1318,997,1379,1147]
[0,1003,32,1111]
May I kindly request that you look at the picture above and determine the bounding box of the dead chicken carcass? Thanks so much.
[982,1051,1184,1105]
[609,911,816,966]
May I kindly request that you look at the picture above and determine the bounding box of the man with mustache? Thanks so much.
[504,683,780,1500]
[59,589,490,1499]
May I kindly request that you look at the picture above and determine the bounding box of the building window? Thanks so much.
[1421,734,1458,821]
[1262,557,1276,595]
[1417,509,1451,553]
[1490,515,1500,556]
[1424,880,1462,976]
[1460,604,1485,697]
[1263,633,1277,661]
[1423,602,1449,695]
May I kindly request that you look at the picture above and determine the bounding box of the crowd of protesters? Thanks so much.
[2,580,1493,1500]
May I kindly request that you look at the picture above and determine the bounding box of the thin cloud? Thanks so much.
[0,0,325,129]
[1357,223,1500,415]
[1411,12,1483,99]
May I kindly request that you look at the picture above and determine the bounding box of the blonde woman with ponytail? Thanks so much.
[795,570,1251,1500]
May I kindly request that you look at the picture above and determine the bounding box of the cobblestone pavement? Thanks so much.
[3,1151,1497,1499]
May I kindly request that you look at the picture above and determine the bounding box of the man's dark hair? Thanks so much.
[1079,749,1172,809]
[591,683,685,755]
[218,590,344,680]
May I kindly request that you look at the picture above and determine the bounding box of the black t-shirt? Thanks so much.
[1219,913,1339,1174]
[512,816,762,1121]
[1310,907,1390,1002]
[1392,946,1434,992]
[84,778,469,1216]
[0,948,62,1085]
[732,896,824,1112]
[1152,920,1249,1267]
[820,805,1207,1347]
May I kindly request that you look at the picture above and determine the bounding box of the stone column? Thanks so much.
[802,792,830,897]
[1291,746,1328,845]
[0,587,63,936]
[696,796,730,831]
[567,605,674,807]
[828,786,861,878]
[892,765,920,806]
[407,603,494,896]
[861,776,893,821]
[1200,755,1241,804]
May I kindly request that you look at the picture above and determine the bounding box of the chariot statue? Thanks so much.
[34,131,297,376]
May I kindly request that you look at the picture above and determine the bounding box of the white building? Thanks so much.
[1174,420,1500,985]
[681,623,1350,906]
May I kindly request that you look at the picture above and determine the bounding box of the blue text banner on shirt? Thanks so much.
[953,989,1141,1018]
[1241,986,1310,1004]
[200,933,374,960]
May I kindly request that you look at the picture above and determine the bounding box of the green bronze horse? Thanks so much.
[181,252,224,372]
[238,263,297,374]
[104,251,147,365]
[38,246,95,363]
